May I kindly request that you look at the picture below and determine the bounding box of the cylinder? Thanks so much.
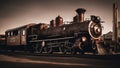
[55,15,63,27]
[76,8,86,23]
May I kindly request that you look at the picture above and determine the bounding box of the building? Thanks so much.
[103,21,120,51]
[103,31,113,44]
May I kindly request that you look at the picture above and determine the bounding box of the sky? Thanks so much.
[0,0,120,34]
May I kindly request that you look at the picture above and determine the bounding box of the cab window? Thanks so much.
[8,32,10,36]
[22,30,26,35]
[11,32,13,36]
[13,30,18,36]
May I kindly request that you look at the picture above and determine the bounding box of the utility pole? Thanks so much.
[113,0,118,52]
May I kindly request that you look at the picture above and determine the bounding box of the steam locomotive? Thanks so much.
[4,8,102,54]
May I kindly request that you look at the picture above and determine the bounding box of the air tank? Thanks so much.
[50,20,56,28]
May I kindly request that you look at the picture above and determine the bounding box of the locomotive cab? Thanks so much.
[5,23,35,51]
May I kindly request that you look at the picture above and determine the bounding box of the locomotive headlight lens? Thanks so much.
[94,25,101,34]
[97,28,101,33]
[82,36,87,42]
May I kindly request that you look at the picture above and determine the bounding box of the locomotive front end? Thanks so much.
[76,16,102,54]
[88,16,102,39]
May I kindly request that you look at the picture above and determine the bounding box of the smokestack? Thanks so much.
[76,8,86,23]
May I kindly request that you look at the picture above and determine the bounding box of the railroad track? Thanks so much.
[0,51,86,57]
[0,50,120,60]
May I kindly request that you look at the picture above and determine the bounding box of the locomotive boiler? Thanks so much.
[39,8,102,39]
[29,8,102,54]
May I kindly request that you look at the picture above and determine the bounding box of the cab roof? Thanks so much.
[5,23,36,32]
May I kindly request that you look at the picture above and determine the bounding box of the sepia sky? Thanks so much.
[0,0,120,34]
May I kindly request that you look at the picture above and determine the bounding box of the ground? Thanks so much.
[0,53,120,68]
